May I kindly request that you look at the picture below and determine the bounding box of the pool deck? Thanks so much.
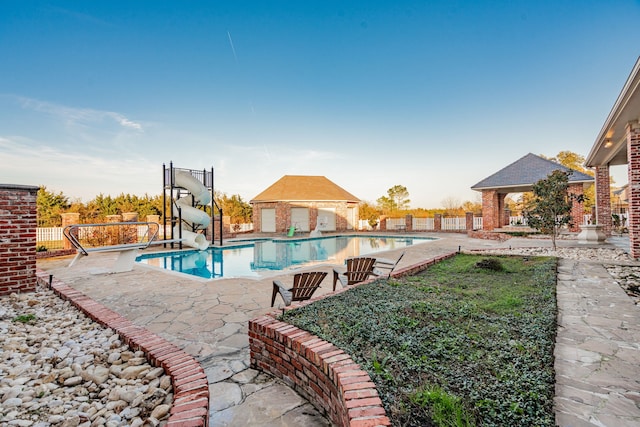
[37,232,640,426]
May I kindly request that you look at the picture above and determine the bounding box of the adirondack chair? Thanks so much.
[332,257,377,291]
[271,271,328,307]
[372,251,406,278]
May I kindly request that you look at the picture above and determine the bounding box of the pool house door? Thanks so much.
[317,208,336,231]
[290,208,310,232]
[261,208,276,233]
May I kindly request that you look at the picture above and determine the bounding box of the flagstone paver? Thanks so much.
[36,233,640,426]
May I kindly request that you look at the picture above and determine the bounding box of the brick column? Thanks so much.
[0,184,39,296]
[627,122,640,258]
[481,190,502,231]
[465,212,474,231]
[122,212,138,244]
[503,208,511,227]
[595,165,612,236]
[568,183,585,232]
[434,214,442,231]
[61,212,80,249]
[380,215,387,231]
[405,214,413,232]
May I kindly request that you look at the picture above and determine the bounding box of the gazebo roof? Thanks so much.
[471,153,594,193]
[250,175,360,203]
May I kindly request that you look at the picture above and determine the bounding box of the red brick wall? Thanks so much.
[0,185,39,296]
[594,166,612,236]
[481,190,502,231]
[252,201,359,234]
[627,123,640,258]
[249,252,457,427]
[465,212,474,230]
[568,183,585,233]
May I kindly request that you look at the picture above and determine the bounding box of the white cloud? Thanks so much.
[15,96,143,132]
[0,136,157,200]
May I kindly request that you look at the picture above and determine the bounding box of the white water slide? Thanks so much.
[174,170,211,251]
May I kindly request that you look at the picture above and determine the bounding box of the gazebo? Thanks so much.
[471,153,594,231]
[585,56,640,258]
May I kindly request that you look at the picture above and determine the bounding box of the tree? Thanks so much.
[37,186,70,227]
[377,185,410,214]
[218,193,252,224]
[441,197,462,216]
[523,170,584,250]
[461,200,482,215]
[542,150,595,209]
[359,201,381,229]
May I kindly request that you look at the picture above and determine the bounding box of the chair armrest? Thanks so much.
[332,269,342,291]
[272,280,292,307]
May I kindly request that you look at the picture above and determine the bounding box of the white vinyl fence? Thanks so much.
[441,217,466,231]
[412,217,435,231]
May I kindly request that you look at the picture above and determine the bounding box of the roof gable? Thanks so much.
[471,153,594,192]
[251,175,360,203]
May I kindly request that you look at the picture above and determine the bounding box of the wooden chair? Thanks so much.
[271,271,328,307]
[372,251,406,278]
[332,257,377,291]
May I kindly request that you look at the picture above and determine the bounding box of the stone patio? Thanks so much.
[36,233,640,426]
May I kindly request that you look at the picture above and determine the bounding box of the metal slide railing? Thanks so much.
[63,222,160,256]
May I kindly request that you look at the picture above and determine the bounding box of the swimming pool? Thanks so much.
[136,235,434,279]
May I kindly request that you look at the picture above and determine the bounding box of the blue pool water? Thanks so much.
[136,235,434,279]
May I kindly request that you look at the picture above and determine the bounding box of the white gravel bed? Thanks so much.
[0,283,173,427]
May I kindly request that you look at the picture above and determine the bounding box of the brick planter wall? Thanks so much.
[467,230,512,242]
[35,270,210,426]
[0,184,39,296]
[249,252,457,427]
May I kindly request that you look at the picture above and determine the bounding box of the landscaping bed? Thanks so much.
[281,254,557,426]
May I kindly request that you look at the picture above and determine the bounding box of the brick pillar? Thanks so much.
[146,214,160,223]
[503,208,511,227]
[106,214,122,222]
[434,214,442,231]
[595,165,612,236]
[481,190,501,231]
[627,122,640,258]
[105,214,122,245]
[122,212,138,244]
[568,183,585,232]
[380,216,387,231]
[61,212,80,249]
[405,214,412,232]
[465,212,474,231]
[146,214,160,238]
[0,184,39,296]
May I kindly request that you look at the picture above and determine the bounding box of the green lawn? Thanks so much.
[281,254,557,427]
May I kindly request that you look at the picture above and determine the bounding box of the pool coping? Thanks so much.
[135,235,438,280]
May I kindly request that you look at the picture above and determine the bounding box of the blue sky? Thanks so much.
[1,1,639,208]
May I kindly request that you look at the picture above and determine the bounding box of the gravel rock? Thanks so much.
[0,283,173,425]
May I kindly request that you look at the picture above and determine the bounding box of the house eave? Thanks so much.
[586,56,640,168]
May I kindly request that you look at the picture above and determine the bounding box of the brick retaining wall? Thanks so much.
[0,184,39,296]
[36,270,210,426]
[249,252,457,427]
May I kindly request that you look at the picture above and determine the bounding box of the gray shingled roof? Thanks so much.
[471,153,594,192]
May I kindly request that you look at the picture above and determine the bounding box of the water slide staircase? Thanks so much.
[163,163,223,251]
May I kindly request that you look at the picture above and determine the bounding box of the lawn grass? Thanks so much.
[280,254,557,427]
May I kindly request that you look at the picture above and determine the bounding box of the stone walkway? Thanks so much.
[36,233,640,426]
[555,259,640,427]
